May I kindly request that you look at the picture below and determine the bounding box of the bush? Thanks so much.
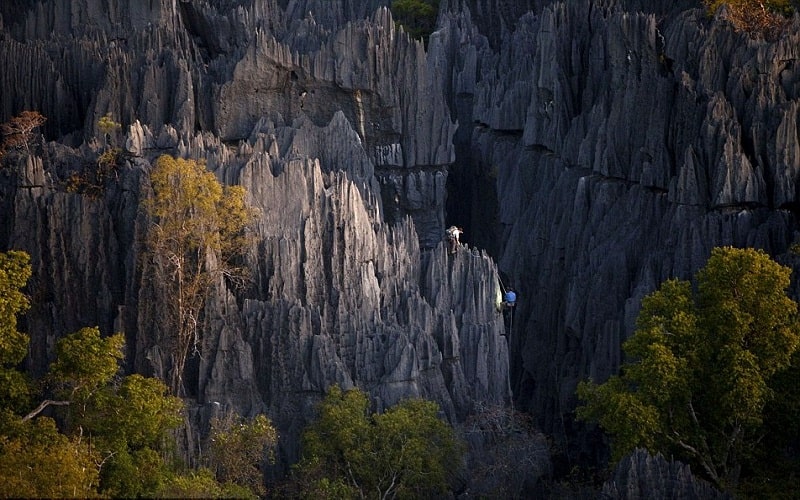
[392,0,439,44]
[704,0,794,40]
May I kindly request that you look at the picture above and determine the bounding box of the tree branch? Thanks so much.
[22,399,70,422]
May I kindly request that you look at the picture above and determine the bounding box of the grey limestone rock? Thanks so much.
[435,0,800,452]
[601,449,730,499]
[0,0,506,476]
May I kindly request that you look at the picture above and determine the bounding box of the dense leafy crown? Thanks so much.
[577,247,800,492]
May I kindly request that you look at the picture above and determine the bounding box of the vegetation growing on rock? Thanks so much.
[577,247,800,494]
[0,250,273,498]
[0,111,46,159]
[703,0,796,39]
[392,0,439,44]
[145,155,257,395]
[291,384,463,499]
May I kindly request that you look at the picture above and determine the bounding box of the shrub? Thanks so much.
[704,0,794,40]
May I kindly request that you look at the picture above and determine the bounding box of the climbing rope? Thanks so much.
[497,276,514,334]
[498,276,508,295]
[496,276,517,413]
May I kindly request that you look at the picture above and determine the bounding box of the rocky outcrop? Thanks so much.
[601,449,730,499]
[0,0,506,473]
[437,2,800,456]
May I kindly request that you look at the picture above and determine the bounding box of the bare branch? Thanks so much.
[22,399,70,422]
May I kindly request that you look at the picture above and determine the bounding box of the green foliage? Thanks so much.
[576,247,800,491]
[0,413,98,498]
[146,155,257,394]
[156,467,256,499]
[42,328,185,497]
[49,327,125,399]
[97,113,122,149]
[741,349,800,497]
[100,447,172,498]
[0,251,32,412]
[392,0,439,43]
[0,251,250,498]
[295,385,463,499]
[0,251,31,366]
[107,374,183,450]
[208,412,278,497]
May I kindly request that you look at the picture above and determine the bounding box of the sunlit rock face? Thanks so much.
[0,0,505,472]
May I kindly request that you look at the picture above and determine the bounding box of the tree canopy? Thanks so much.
[294,385,463,499]
[145,154,256,394]
[392,0,439,44]
[0,251,32,413]
[576,246,800,492]
[207,412,278,497]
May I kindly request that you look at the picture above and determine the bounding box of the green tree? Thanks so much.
[97,113,121,149]
[207,412,278,496]
[145,155,256,394]
[0,415,99,498]
[87,374,183,497]
[577,247,800,491]
[0,251,246,498]
[392,0,439,43]
[49,327,124,399]
[0,251,32,413]
[42,328,185,497]
[295,385,463,499]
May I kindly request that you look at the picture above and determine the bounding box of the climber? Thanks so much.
[503,289,517,309]
[445,225,463,254]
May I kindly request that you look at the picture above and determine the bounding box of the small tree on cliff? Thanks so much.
[207,412,278,497]
[293,385,463,498]
[0,110,46,158]
[703,0,795,40]
[576,247,800,492]
[145,155,256,395]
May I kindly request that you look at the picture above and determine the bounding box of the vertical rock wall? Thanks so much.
[0,0,508,473]
[437,0,800,456]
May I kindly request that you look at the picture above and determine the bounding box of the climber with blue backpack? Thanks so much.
[497,282,517,336]
[503,289,516,309]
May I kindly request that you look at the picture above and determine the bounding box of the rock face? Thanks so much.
[438,0,800,453]
[601,449,731,499]
[0,0,505,474]
[2,0,799,492]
